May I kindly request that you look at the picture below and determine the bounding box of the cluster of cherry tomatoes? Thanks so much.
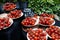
[8,9,22,19]
[39,17,54,25]
[22,17,36,26]
[0,18,10,30]
[46,26,60,40]
[40,13,54,18]
[3,2,16,11]
[33,14,38,19]
[28,28,47,40]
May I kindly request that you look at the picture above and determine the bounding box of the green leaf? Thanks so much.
[55,5,60,10]
[47,0,55,5]
[41,8,46,12]
[53,0,60,4]
[28,4,31,8]
[13,0,17,2]
[41,0,47,3]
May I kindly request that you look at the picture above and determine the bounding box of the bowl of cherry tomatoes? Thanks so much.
[46,26,60,40]
[3,2,16,11]
[39,17,55,26]
[40,13,54,18]
[0,13,13,30]
[27,28,48,40]
[7,9,23,19]
[21,16,39,27]
[0,17,13,30]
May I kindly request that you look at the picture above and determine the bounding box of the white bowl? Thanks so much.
[46,26,60,39]
[3,18,13,29]
[27,28,48,40]
[23,16,39,27]
[39,17,55,26]
[8,12,23,19]
[0,13,13,30]
[3,3,16,11]
[0,13,8,18]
